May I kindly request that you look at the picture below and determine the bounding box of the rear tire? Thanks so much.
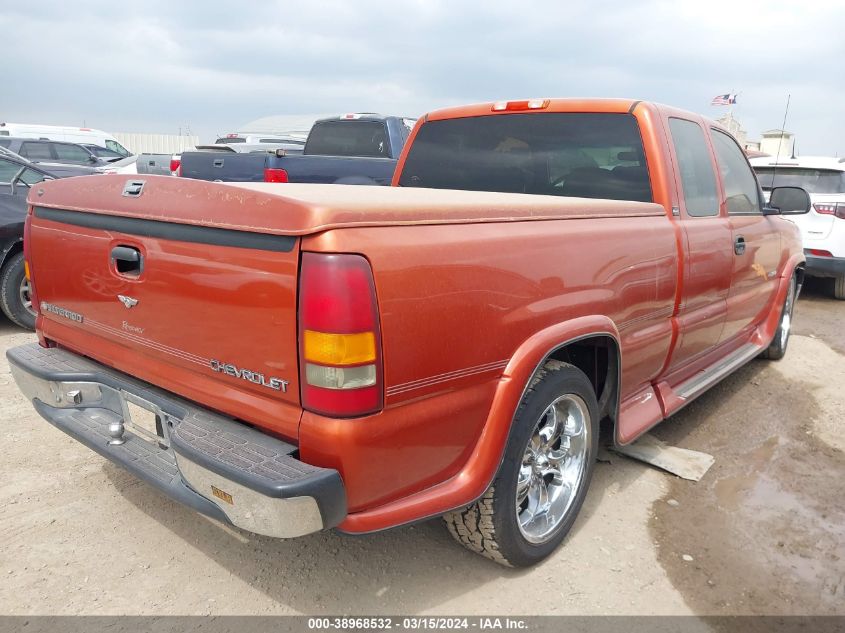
[444,361,599,567]
[762,275,796,361]
[834,275,845,301]
[0,252,36,330]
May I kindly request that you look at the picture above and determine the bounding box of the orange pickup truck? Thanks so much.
[9,98,811,566]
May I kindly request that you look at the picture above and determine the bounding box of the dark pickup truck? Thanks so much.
[179,114,414,185]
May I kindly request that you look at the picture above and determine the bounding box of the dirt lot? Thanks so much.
[0,279,842,616]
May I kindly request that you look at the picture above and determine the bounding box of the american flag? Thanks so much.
[711,93,737,106]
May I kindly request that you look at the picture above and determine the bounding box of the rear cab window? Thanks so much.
[397,113,652,202]
[305,121,391,158]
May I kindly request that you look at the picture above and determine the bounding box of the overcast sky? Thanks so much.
[2,0,844,155]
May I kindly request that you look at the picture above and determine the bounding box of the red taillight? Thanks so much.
[814,202,845,219]
[807,249,833,257]
[298,253,383,417]
[264,167,289,183]
[169,157,181,175]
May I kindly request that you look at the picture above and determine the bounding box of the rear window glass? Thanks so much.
[215,137,246,144]
[753,167,845,194]
[305,121,390,158]
[397,113,652,202]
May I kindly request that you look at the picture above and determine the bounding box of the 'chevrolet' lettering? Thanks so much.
[40,302,84,323]
[210,360,289,392]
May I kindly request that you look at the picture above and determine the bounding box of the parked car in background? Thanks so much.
[214,132,309,145]
[9,98,808,567]
[751,156,845,299]
[0,137,118,167]
[0,122,131,157]
[180,114,414,184]
[82,144,127,161]
[0,152,96,329]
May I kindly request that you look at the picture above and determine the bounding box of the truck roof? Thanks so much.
[424,98,641,121]
[32,176,663,237]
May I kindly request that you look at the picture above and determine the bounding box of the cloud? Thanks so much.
[1,0,843,154]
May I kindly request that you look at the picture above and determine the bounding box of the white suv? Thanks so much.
[751,156,845,299]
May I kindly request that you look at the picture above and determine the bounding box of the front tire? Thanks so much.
[0,252,36,330]
[762,275,796,361]
[444,361,599,567]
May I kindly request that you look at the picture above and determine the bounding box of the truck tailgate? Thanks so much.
[180,150,268,182]
[27,176,303,440]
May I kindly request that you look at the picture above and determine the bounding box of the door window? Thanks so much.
[54,143,93,163]
[668,118,719,217]
[20,142,53,161]
[710,130,762,214]
[0,158,22,183]
[18,168,49,186]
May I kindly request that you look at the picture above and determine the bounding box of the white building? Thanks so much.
[759,129,796,159]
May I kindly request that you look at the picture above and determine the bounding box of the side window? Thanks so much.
[710,130,762,214]
[20,142,53,161]
[19,168,49,186]
[105,140,130,156]
[54,143,92,162]
[0,158,22,183]
[668,118,719,217]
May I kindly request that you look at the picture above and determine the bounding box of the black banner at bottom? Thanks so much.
[0,616,842,633]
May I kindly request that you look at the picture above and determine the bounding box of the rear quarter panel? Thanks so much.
[300,215,678,512]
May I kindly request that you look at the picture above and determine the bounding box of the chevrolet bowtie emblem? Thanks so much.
[118,295,139,309]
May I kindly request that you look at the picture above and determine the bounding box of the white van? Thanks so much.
[0,122,131,156]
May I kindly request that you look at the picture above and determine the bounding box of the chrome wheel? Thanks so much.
[516,393,591,543]
[19,277,34,317]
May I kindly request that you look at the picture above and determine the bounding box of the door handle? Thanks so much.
[111,245,143,276]
[734,236,746,256]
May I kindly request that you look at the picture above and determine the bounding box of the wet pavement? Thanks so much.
[649,279,845,615]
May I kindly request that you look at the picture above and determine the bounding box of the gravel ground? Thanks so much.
[0,279,842,616]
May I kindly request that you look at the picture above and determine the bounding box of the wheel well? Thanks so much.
[545,335,619,426]
[1,240,23,271]
[794,265,805,293]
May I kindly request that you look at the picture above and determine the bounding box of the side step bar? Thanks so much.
[675,342,762,402]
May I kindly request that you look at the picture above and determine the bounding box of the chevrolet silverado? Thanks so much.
[9,98,810,566]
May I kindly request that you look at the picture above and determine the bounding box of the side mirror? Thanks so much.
[766,186,811,215]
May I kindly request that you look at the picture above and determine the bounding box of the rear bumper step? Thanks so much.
[7,343,346,538]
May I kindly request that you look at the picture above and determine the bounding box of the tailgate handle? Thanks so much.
[111,246,143,276]
[213,158,224,168]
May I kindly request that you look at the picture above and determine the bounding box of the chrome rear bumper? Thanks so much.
[7,343,346,538]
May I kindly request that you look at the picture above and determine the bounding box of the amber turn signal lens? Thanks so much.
[24,261,31,280]
[303,330,376,366]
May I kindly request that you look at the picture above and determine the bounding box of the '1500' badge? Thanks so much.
[210,360,289,392]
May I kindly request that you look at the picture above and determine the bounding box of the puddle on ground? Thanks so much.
[649,364,845,615]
